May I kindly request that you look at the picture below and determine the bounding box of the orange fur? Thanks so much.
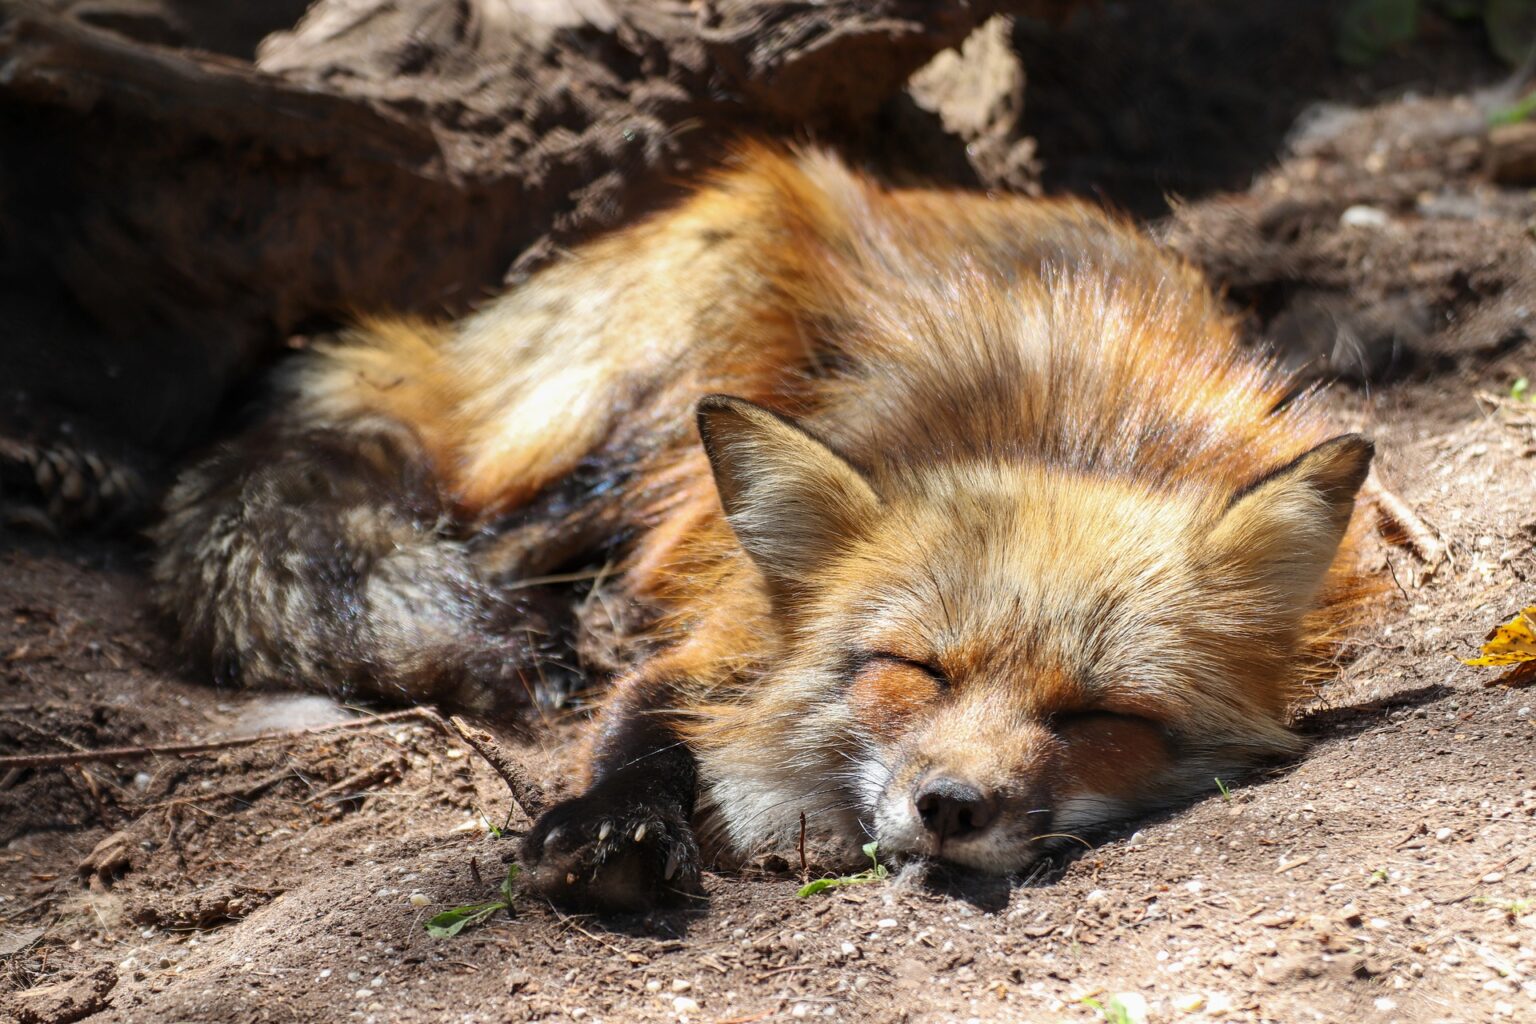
[163,143,1384,876]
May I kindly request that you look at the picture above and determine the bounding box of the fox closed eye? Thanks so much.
[1047,709,1159,730]
[863,652,949,689]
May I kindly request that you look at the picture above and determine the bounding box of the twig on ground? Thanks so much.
[306,757,406,807]
[135,767,297,811]
[1,705,548,827]
[1365,469,1446,570]
[444,715,546,821]
[0,707,429,769]
[798,811,809,885]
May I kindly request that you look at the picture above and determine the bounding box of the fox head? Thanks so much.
[696,394,1372,874]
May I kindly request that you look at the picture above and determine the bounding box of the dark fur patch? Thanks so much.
[151,421,569,715]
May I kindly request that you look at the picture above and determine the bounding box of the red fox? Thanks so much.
[152,145,1377,910]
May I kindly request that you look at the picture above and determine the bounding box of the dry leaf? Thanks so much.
[1463,605,1536,687]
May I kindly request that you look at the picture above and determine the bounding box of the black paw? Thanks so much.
[520,781,703,913]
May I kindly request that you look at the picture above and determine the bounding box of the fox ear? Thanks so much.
[697,395,879,585]
[1206,434,1373,607]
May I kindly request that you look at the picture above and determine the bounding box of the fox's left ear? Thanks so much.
[697,394,879,588]
[1205,434,1373,607]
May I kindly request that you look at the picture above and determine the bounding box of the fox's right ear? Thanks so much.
[1205,433,1373,609]
[697,395,879,587]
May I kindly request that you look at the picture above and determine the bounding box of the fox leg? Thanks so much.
[520,668,703,911]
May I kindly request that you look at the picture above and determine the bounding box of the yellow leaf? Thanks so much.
[1463,606,1536,685]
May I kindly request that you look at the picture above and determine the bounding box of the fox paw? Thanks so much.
[0,435,145,532]
[521,783,702,913]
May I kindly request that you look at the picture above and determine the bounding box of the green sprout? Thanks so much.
[1214,777,1233,802]
[795,841,889,897]
[1081,993,1145,1024]
[424,863,520,937]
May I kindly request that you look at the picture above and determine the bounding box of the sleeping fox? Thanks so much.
[152,144,1377,911]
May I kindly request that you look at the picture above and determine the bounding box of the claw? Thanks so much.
[664,847,680,881]
[633,823,647,843]
[60,467,85,503]
[543,826,564,849]
[598,821,612,841]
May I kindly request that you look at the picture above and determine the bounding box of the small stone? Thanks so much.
[645,979,662,993]
[1127,830,1148,848]
[408,892,430,907]
[840,941,860,959]
[673,995,700,1014]
[671,979,692,993]
[1341,205,1390,229]
[354,988,373,1000]
[877,918,898,929]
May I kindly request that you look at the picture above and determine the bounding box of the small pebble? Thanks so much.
[671,979,692,993]
[408,892,430,907]
[877,918,898,929]
[1341,205,1390,229]
[1435,827,1454,842]
[1127,830,1148,848]
[673,995,700,1014]
[645,979,662,993]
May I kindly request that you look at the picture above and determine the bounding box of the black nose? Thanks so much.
[914,776,996,842]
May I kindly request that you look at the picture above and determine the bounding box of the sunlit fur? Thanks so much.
[153,144,1380,874]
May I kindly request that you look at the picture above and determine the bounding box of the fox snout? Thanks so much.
[872,761,1054,872]
[913,775,997,843]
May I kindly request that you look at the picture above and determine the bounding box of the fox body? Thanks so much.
[154,146,1376,910]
